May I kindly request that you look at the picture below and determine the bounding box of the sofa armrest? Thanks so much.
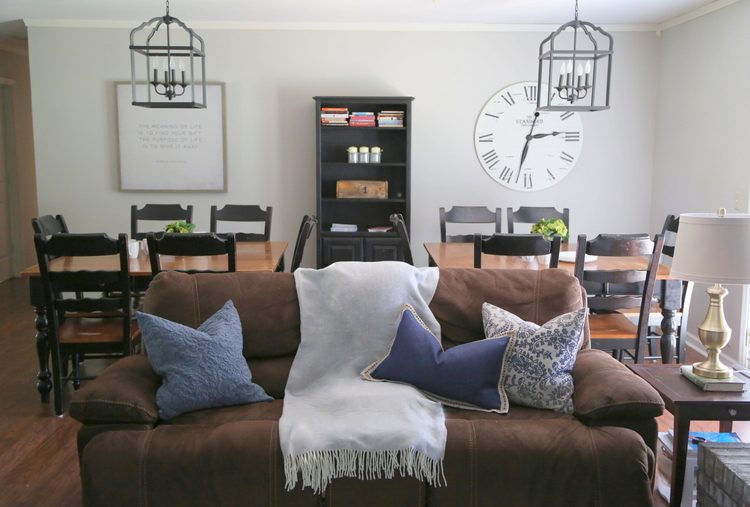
[70,354,161,424]
[572,349,664,422]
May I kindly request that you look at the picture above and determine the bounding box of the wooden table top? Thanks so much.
[628,364,750,405]
[20,241,288,277]
[423,242,673,279]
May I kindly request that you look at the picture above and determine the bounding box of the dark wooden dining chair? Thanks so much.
[390,213,414,265]
[575,233,664,363]
[210,205,272,241]
[131,204,193,240]
[474,233,561,268]
[618,214,694,363]
[147,233,236,275]
[290,215,317,272]
[507,206,570,241]
[34,232,134,415]
[439,206,502,243]
[32,214,70,238]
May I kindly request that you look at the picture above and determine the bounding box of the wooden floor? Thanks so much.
[0,275,748,507]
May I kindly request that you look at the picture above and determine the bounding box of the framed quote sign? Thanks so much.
[116,83,226,191]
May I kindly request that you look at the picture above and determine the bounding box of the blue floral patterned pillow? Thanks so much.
[482,304,587,413]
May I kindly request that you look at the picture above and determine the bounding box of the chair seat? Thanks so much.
[59,317,133,345]
[588,312,638,339]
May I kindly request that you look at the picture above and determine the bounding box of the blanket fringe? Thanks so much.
[283,448,446,494]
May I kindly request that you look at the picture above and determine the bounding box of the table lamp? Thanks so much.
[670,209,750,378]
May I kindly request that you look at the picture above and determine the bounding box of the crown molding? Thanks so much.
[23,18,658,33]
[658,0,739,32]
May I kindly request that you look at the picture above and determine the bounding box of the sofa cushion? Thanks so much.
[137,300,272,420]
[483,304,587,414]
[363,305,511,413]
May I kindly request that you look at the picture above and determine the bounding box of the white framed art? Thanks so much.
[116,83,226,191]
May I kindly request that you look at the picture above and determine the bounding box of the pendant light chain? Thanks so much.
[166,0,170,17]
[574,0,578,21]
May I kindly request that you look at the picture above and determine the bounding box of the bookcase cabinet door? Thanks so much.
[322,237,363,266]
[364,238,403,262]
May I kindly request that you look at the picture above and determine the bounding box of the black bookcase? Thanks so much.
[314,96,413,268]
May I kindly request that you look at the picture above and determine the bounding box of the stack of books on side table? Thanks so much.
[680,365,749,392]
[320,107,349,126]
[377,110,404,127]
[349,112,376,127]
[657,430,742,507]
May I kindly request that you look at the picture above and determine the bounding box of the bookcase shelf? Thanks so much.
[315,96,413,267]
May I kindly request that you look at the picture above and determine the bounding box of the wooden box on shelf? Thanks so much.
[336,180,388,199]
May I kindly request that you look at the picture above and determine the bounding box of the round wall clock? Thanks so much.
[474,81,583,192]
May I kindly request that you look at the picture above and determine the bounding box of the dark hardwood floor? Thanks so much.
[0,275,748,507]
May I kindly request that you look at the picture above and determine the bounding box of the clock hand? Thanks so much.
[518,112,540,172]
[530,131,562,139]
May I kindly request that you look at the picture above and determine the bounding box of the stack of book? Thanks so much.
[656,429,742,506]
[320,107,349,126]
[330,223,358,232]
[680,365,748,392]
[349,112,376,127]
[377,110,404,128]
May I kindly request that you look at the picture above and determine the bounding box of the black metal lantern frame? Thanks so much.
[129,2,206,108]
[536,5,613,112]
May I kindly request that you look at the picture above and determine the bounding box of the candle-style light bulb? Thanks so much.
[162,58,169,86]
[565,60,572,87]
[584,61,592,88]
[151,57,159,83]
[169,58,176,84]
[178,60,186,86]
[576,63,583,90]
[557,62,565,88]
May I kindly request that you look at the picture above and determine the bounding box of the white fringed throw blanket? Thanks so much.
[279,262,445,494]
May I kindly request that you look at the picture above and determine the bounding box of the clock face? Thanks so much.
[474,81,583,192]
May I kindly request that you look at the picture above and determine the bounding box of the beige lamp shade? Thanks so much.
[670,212,750,285]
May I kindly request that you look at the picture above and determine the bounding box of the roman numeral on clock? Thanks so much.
[546,169,556,180]
[477,133,494,143]
[524,173,533,189]
[502,92,515,106]
[560,111,575,121]
[482,149,499,168]
[483,112,501,119]
[565,131,580,142]
[524,85,537,102]
[499,166,513,183]
[560,151,575,163]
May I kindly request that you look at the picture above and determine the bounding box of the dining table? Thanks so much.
[20,240,288,404]
[424,241,684,364]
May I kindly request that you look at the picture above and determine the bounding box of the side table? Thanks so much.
[628,364,750,507]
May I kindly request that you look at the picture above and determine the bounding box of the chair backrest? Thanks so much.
[659,213,694,362]
[210,204,272,241]
[390,213,414,265]
[574,233,665,362]
[290,215,317,272]
[131,204,193,240]
[439,206,502,243]
[507,206,570,240]
[32,214,70,237]
[33,233,131,349]
[147,232,236,275]
[474,233,561,268]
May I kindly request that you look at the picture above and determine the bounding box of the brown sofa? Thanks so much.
[71,268,664,507]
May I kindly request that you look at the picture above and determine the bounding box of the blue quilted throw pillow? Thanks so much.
[362,304,512,413]
[482,303,587,414]
[136,300,272,420]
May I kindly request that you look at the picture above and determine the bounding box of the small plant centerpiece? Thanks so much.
[530,218,569,241]
[164,221,196,234]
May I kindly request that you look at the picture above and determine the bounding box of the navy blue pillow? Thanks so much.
[362,305,511,413]
[137,300,272,420]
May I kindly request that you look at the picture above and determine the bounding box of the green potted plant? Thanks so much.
[530,218,569,241]
[164,220,196,234]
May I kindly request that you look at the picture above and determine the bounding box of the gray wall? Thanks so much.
[27,26,659,269]
[652,0,750,365]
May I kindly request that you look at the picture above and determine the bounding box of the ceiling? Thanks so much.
[0,0,727,27]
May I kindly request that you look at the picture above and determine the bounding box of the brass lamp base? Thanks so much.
[692,284,732,380]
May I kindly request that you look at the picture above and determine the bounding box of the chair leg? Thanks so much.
[50,343,64,416]
[72,353,81,390]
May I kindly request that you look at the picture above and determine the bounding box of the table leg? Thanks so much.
[34,306,52,403]
[719,420,733,432]
[660,308,677,364]
[670,413,690,507]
